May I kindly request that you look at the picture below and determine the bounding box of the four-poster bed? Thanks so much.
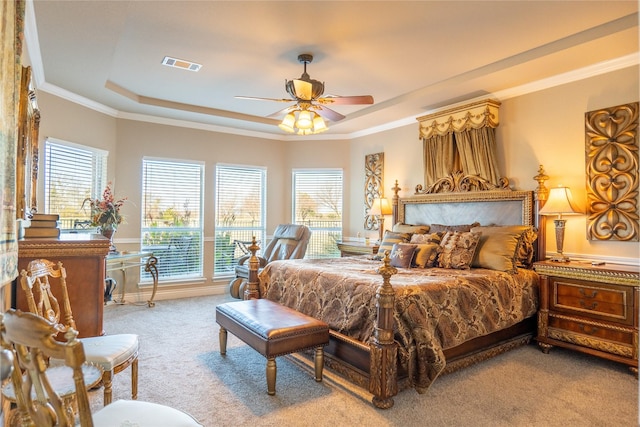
[242,172,546,409]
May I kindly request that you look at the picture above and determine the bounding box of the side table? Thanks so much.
[336,241,379,257]
[533,260,639,374]
[106,252,159,307]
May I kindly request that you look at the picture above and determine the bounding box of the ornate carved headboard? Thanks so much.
[389,169,549,262]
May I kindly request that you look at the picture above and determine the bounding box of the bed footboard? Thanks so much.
[369,252,399,409]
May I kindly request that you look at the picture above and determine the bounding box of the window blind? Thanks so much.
[292,169,343,258]
[141,158,204,281]
[214,164,266,275]
[44,138,107,230]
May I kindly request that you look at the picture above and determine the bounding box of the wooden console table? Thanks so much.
[15,233,110,338]
[106,251,159,307]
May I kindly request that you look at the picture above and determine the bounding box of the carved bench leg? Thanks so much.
[219,326,227,355]
[266,357,277,395]
[314,346,324,382]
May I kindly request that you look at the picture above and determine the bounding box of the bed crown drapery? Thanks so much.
[418,99,503,188]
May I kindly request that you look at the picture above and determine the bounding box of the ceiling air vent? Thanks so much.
[161,56,202,72]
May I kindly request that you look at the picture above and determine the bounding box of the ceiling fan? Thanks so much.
[235,54,374,134]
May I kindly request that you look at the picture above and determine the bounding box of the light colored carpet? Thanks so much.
[93,294,639,426]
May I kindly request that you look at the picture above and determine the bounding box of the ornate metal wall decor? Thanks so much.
[364,153,384,230]
[585,102,639,241]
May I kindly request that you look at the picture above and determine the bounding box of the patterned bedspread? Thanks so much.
[258,256,539,391]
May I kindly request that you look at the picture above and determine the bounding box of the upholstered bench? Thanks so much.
[215,299,330,395]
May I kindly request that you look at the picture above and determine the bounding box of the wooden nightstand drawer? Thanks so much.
[551,279,633,325]
[549,314,636,347]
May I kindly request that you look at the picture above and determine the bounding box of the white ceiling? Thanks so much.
[25,1,639,140]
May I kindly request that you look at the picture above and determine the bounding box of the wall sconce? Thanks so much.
[539,186,583,262]
[369,198,392,243]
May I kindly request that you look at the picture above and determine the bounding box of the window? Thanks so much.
[141,158,204,281]
[44,138,107,231]
[214,165,266,275]
[292,169,343,258]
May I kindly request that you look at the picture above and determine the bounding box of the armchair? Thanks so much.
[228,223,311,299]
[17,259,139,406]
[0,309,202,426]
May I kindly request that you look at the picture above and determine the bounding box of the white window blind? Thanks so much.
[44,138,107,230]
[141,158,204,281]
[214,164,266,275]
[292,169,343,258]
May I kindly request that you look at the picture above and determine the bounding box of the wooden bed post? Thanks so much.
[391,180,400,227]
[533,165,549,261]
[243,236,261,300]
[369,252,398,409]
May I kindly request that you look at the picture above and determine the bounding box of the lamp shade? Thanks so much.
[278,113,296,133]
[296,110,313,129]
[539,186,583,218]
[369,198,392,216]
[313,114,328,133]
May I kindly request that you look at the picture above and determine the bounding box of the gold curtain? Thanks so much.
[423,133,457,186]
[454,127,501,186]
[418,99,502,188]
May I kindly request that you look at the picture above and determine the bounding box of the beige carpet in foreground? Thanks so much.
[93,294,638,426]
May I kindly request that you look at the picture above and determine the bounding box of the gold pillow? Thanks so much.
[392,223,431,234]
[374,231,411,259]
[413,243,441,268]
[470,225,529,273]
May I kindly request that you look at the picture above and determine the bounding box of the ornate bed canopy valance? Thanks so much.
[417,99,501,139]
[417,98,504,188]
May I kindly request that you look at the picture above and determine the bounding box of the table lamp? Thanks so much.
[369,198,392,243]
[539,186,583,262]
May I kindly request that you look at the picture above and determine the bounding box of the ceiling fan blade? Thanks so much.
[316,105,345,122]
[267,105,297,118]
[317,95,374,105]
[292,79,313,101]
[235,95,292,103]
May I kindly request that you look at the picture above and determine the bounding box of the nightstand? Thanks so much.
[336,241,379,257]
[533,260,639,374]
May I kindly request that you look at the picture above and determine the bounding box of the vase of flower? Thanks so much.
[83,182,126,253]
[100,224,117,253]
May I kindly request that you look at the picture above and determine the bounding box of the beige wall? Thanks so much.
[350,66,639,263]
[34,65,639,297]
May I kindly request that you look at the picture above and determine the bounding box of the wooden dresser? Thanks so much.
[533,260,639,373]
[14,234,111,338]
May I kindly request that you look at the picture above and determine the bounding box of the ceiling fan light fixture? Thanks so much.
[296,110,313,129]
[313,115,328,133]
[278,113,296,133]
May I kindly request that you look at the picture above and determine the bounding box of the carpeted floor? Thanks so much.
[94,294,639,426]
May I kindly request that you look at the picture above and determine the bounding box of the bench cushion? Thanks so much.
[216,299,329,358]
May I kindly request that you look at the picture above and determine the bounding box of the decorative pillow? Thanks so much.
[429,222,481,234]
[471,225,537,272]
[374,231,411,259]
[410,232,443,245]
[390,243,417,268]
[392,223,431,235]
[516,227,538,268]
[438,231,481,270]
[413,243,441,268]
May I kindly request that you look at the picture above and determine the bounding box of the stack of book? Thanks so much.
[24,213,61,238]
